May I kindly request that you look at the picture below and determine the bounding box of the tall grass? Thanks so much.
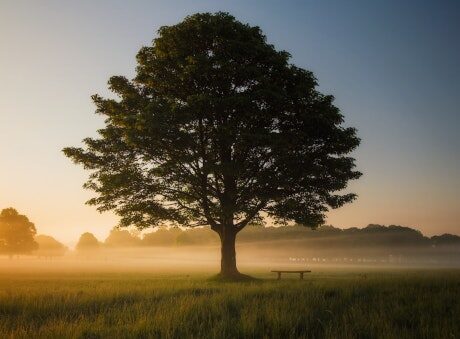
[0,270,459,338]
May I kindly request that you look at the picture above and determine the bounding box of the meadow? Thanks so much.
[0,265,459,339]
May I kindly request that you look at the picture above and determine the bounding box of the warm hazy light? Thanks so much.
[1,4,459,339]
[1,1,459,244]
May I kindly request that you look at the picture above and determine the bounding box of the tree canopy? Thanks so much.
[76,232,100,252]
[0,208,38,256]
[64,12,361,278]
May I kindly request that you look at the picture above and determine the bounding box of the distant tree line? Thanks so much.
[1,207,459,260]
[99,224,460,264]
[101,224,460,249]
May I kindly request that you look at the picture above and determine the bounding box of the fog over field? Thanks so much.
[3,224,459,276]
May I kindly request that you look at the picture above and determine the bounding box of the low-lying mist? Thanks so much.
[3,223,460,275]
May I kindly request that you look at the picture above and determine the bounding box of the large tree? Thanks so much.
[0,208,38,257]
[64,12,361,279]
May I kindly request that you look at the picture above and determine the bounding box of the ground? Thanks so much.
[0,266,459,338]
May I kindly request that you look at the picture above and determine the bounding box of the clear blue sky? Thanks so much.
[1,0,459,243]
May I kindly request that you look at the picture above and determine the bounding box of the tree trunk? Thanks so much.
[219,226,239,278]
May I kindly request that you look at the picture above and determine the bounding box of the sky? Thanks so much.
[1,0,459,244]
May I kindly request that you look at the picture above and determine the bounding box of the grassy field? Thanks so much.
[0,269,459,338]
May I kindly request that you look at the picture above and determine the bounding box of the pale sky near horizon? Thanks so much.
[1,0,459,245]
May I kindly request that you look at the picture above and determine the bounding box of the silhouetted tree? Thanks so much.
[76,232,100,253]
[64,12,361,279]
[0,208,38,257]
[35,235,67,258]
[432,234,460,247]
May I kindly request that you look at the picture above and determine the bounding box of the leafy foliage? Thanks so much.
[63,12,361,234]
[0,208,38,256]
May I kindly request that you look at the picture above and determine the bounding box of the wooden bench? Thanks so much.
[271,270,311,280]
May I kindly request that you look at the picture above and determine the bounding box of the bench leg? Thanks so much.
[277,272,281,280]
[300,272,304,280]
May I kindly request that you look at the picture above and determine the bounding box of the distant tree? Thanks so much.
[432,234,460,247]
[35,235,67,258]
[0,208,38,257]
[63,12,361,279]
[105,228,141,247]
[76,232,100,253]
